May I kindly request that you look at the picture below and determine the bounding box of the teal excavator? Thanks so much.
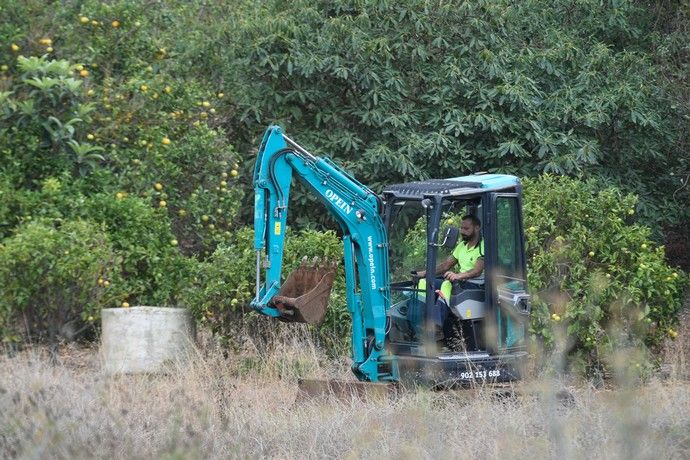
[252,126,530,385]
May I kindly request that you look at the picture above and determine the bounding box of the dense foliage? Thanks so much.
[0,219,118,343]
[216,0,689,229]
[523,176,687,376]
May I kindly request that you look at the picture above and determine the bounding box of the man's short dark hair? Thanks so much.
[462,215,481,227]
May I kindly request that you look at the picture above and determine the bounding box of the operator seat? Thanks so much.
[448,282,485,320]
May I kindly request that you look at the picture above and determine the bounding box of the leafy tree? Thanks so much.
[208,0,688,229]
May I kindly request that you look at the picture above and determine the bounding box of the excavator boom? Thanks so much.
[251,126,396,382]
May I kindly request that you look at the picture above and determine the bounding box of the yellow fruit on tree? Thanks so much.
[588,251,595,257]
[170,239,178,247]
[79,16,89,24]
[164,85,172,94]
[80,69,89,77]
[230,169,238,177]
[159,200,167,207]
[46,47,53,53]
[1,65,8,71]
[217,93,224,98]
[121,301,130,308]
[39,38,52,46]
[202,101,211,107]
[116,192,125,200]
[87,133,95,140]
[154,182,163,191]
[103,280,110,287]
[140,84,148,92]
[111,20,120,28]
[98,277,104,285]
[162,137,171,145]
[201,215,209,222]
[11,43,20,52]
[178,209,186,217]
[221,172,228,178]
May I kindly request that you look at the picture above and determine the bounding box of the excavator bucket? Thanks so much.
[271,257,337,325]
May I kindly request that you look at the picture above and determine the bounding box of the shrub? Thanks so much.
[0,219,118,344]
[83,193,197,308]
[523,175,688,377]
[183,227,348,355]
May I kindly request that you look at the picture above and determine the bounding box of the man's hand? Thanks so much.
[443,271,463,282]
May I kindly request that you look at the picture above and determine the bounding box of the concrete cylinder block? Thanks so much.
[101,306,196,374]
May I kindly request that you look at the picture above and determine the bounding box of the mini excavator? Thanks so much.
[251,126,530,385]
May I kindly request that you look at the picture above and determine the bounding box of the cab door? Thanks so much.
[487,193,530,352]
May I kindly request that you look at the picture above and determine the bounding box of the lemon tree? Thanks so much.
[523,176,688,376]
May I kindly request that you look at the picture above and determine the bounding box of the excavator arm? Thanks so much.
[251,126,395,382]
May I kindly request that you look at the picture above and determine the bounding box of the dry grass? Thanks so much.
[2,325,689,460]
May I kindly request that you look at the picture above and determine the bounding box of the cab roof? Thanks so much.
[382,174,520,200]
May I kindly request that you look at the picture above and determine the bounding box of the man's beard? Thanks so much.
[461,233,472,242]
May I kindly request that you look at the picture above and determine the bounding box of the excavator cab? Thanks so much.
[382,176,531,383]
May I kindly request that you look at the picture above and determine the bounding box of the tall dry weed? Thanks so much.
[1,325,689,459]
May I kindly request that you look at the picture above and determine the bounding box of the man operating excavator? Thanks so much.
[414,215,485,339]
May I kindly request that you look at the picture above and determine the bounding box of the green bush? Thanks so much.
[523,175,688,377]
[83,193,197,308]
[183,226,348,354]
[0,219,118,344]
